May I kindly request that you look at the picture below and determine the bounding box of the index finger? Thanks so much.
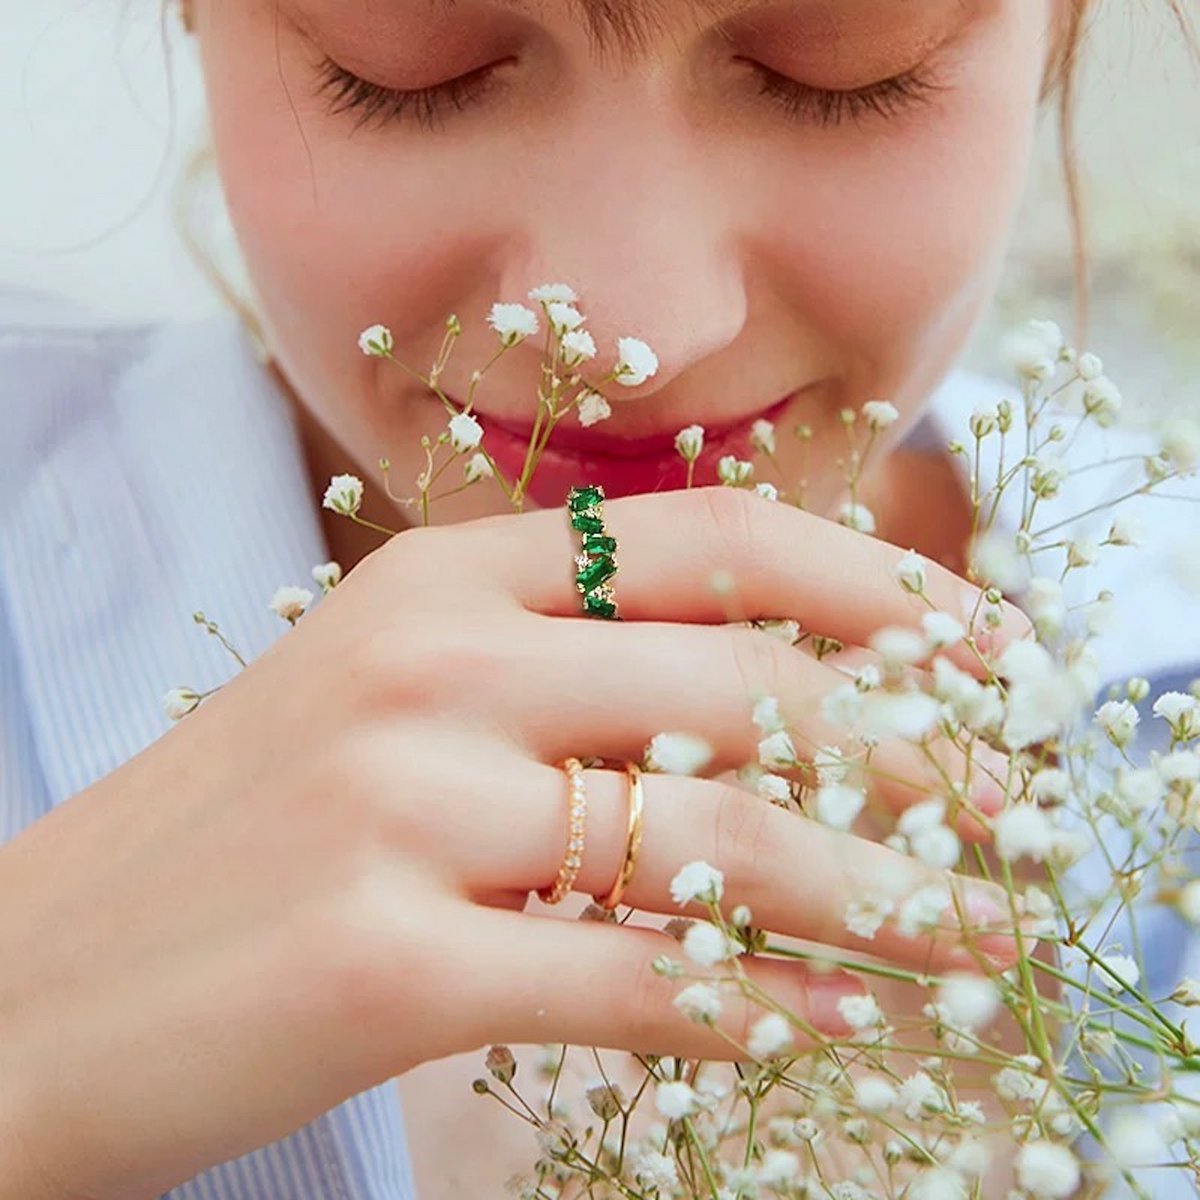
[475,485,1032,676]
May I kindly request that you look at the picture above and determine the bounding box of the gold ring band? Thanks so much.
[538,757,588,905]
[594,761,645,910]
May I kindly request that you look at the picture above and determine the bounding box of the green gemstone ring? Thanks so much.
[568,484,621,620]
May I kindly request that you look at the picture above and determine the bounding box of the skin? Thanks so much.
[181,0,1064,1194]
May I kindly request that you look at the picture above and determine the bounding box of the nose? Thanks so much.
[493,114,750,399]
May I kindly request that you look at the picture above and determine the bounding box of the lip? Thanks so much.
[462,390,801,507]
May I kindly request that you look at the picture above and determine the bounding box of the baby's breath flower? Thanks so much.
[1066,537,1100,569]
[1171,978,1200,1006]
[1030,767,1071,805]
[485,1044,516,1083]
[844,894,894,940]
[994,804,1053,863]
[311,561,343,591]
[1081,376,1122,426]
[1003,318,1064,383]
[756,1149,800,1188]
[759,728,800,768]
[718,455,754,485]
[854,1076,896,1114]
[910,823,962,870]
[632,1151,679,1193]
[613,336,659,387]
[323,473,364,517]
[815,784,866,831]
[1014,1140,1080,1199]
[898,1070,946,1119]
[448,411,484,453]
[1095,698,1140,749]
[269,585,314,624]
[560,329,597,367]
[894,549,927,594]
[464,452,493,483]
[862,399,899,431]
[750,417,776,454]
[645,731,714,775]
[752,694,786,733]
[838,991,884,1030]
[870,626,927,668]
[487,302,539,347]
[528,282,578,304]
[1098,951,1140,992]
[860,691,940,741]
[655,1081,700,1121]
[936,973,1000,1029]
[357,323,393,356]
[922,611,965,649]
[162,686,201,721]
[1076,351,1103,380]
[969,403,999,438]
[754,481,779,502]
[675,424,705,463]
[896,883,951,939]
[670,861,725,905]
[575,390,612,427]
[906,1167,969,1200]
[838,501,877,534]
[1161,416,1200,471]
[673,981,723,1023]
[1153,691,1200,741]
[756,772,793,805]
[586,1081,625,1120]
[545,301,585,336]
[1107,513,1144,546]
[682,921,740,966]
[1178,879,1200,925]
[748,1011,794,1059]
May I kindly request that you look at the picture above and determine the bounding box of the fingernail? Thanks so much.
[809,974,868,1036]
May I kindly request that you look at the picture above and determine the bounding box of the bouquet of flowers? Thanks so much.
[164,286,1200,1200]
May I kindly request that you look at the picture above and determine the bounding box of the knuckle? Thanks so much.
[712,785,776,898]
[723,626,787,712]
[623,943,673,1048]
[698,485,762,576]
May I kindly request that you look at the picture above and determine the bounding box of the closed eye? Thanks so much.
[313,55,512,133]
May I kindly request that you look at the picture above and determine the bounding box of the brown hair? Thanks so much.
[165,0,1198,355]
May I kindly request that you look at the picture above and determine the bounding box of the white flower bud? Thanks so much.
[750,417,776,454]
[675,424,705,463]
[612,336,659,387]
[357,323,394,356]
[163,686,201,721]
[448,411,484,452]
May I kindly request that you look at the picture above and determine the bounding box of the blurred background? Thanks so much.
[1,0,1197,415]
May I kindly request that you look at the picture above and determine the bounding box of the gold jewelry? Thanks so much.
[594,761,644,910]
[538,757,588,905]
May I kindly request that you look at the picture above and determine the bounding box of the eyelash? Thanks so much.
[313,54,943,135]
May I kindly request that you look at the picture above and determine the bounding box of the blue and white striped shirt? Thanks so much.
[1,286,1198,1196]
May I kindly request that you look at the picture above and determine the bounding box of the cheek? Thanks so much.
[198,22,486,371]
[754,16,1046,381]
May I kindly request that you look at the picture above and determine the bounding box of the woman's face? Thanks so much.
[194,0,1056,525]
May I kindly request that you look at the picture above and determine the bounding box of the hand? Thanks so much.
[0,485,1033,1200]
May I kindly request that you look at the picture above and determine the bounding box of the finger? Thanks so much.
[489,614,1007,839]
[459,904,868,1057]
[467,757,1029,977]
[470,485,1032,676]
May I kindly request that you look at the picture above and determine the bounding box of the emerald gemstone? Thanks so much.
[575,554,617,594]
[583,533,617,556]
[584,594,617,618]
[568,485,604,513]
[570,512,604,534]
